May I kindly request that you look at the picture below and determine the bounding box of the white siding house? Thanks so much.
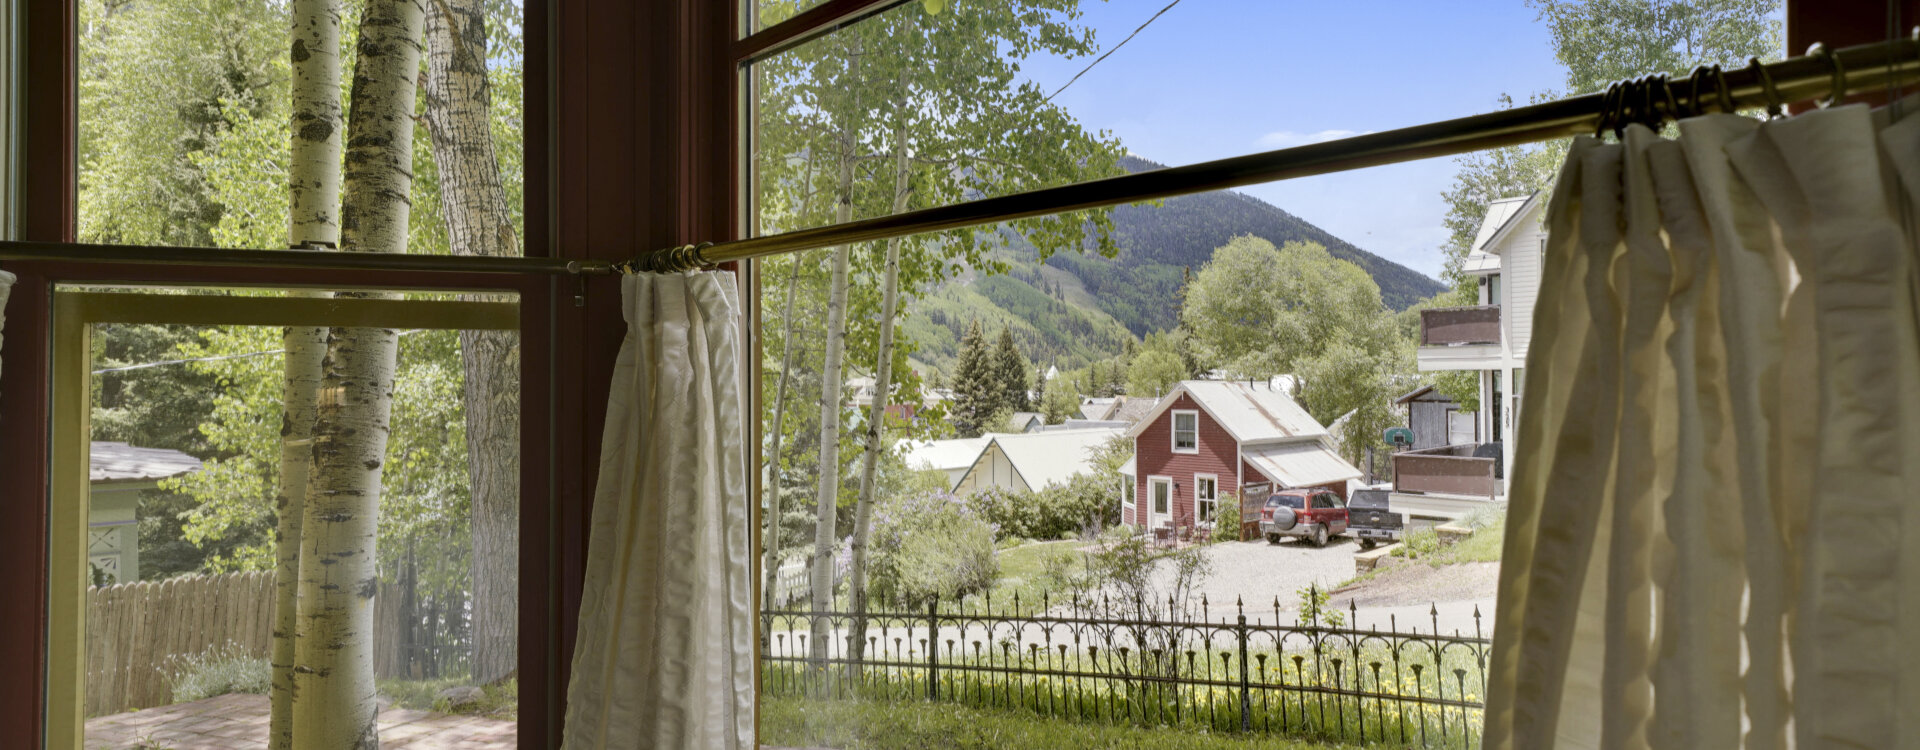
[1409,192,1543,511]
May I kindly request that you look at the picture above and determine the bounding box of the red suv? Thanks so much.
[1260,489,1348,547]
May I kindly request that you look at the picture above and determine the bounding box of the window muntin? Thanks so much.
[1194,474,1217,522]
[1171,410,1199,453]
[54,287,522,745]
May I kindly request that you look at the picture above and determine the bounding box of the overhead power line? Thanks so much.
[1046,0,1184,103]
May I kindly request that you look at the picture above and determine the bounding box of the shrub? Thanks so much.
[869,491,1000,608]
[1211,492,1240,542]
[1295,583,1346,628]
[972,474,1121,542]
[166,641,270,703]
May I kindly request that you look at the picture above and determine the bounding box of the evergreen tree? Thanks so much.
[993,326,1032,413]
[951,320,1000,437]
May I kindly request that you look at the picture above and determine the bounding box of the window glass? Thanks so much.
[1195,475,1216,521]
[77,0,525,254]
[73,290,519,745]
[1173,412,1198,450]
[754,3,1784,746]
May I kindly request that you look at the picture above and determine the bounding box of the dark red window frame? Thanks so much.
[1,0,1894,747]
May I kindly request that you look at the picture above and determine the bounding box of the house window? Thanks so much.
[1195,474,1218,522]
[1172,410,1199,453]
[1122,476,1137,523]
[1151,477,1172,517]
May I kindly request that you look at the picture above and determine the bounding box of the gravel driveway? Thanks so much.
[1146,538,1493,635]
[1147,537,1362,616]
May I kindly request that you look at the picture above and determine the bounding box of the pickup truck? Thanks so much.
[1260,489,1348,548]
[1346,489,1403,549]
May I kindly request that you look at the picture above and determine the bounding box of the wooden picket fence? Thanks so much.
[85,571,275,717]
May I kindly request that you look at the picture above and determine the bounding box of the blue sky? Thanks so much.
[1017,1,1571,280]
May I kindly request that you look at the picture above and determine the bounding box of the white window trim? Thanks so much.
[1171,409,1200,454]
[1120,474,1137,526]
[1194,473,1218,522]
[1148,475,1173,526]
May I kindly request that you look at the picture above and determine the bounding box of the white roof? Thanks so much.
[977,428,1123,491]
[1471,196,1531,253]
[1118,456,1136,476]
[1125,381,1328,445]
[901,436,991,472]
[1242,441,1362,489]
[91,442,202,484]
[1460,248,1501,275]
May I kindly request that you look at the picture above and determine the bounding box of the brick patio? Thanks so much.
[85,693,515,749]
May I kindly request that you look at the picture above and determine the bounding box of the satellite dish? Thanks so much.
[1383,427,1414,448]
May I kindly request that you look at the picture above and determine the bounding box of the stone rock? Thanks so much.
[436,686,487,712]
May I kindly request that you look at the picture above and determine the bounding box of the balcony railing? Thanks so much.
[1392,443,1500,497]
[1419,306,1501,346]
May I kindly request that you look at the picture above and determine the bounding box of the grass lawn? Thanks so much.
[967,539,1084,613]
[760,695,1367,750]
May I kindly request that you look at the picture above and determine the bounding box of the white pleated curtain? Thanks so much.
[1485,104,1920,749]
[562,271,755,750]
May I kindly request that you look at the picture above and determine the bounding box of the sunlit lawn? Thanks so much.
[761,695,1365,750]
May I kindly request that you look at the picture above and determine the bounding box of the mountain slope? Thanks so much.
[904,155,1445,372]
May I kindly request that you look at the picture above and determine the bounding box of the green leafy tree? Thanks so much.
[1437,1,1781,291]
[1184,237,1406,462]
[1127,331,1189,398]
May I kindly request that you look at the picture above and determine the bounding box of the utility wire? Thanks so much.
[1045,0,1184,103]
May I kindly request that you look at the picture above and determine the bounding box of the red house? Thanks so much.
[1119,381,1361,536]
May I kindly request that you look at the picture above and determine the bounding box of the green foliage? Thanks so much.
[166,642,271,703]
[378,677,519,720]
[1037,375,1081,423]
[761,696,1354,750]
[868,492,1000,608]
[1295,584,1345,629]
[1182,237,1410,463]
[1125,333,1187,398]
[1438,1,1780,291]
[992,326,1033,413]
[1210,492,1239,543]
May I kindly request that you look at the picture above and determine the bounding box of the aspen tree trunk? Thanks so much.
[807,126,858,666]
[422,0,520,685]
[846,72,914,672]
[293,0,424,747]
[761,152,818,614]
[272,1,342,746]
[761,256,803,614]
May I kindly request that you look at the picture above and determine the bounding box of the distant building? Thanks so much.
[1119,381,1359,533]
[901,436,993,488]
[1077,397,1117,421]
[89,442,202,584]
[1006,411,1045,433]
[952,428,1124,496]
[1078,395,1158,425]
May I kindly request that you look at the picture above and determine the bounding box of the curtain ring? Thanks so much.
[1685,65,1713,116]
[1749,57,1785,118]
[1807,42,1847,108]
[1650,74,1679,128]
[1595,82,1622,138]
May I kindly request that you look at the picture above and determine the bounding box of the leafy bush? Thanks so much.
[869,491,1000,608]
[1211,491,1240,542]
[1295,583,1346,629]
[971,475,1120,543]
[166,641,270,703]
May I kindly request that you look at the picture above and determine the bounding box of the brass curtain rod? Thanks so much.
[619,33,1920,274]
[2,34,1916,277]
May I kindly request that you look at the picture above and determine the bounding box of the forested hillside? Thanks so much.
[904,155,1444,373]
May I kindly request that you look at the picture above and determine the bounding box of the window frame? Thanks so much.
[1171,409,1199,454]
[1193,473,1217,522]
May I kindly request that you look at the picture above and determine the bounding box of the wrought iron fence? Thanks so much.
[762,589,1489,747]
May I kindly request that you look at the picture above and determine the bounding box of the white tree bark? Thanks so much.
[273,1,342,747]
[807,139,857,664]
[847,76,914,668]
[422,0,520,685]
[292,0,424,747]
